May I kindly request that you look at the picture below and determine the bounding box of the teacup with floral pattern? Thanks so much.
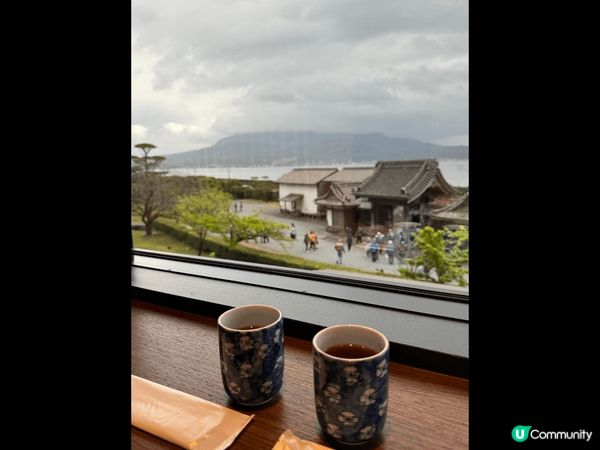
[313,324,389,445]
[218,304,284,406]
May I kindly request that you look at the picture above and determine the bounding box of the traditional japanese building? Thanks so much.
[314,167,375,232]
[429,192,469,228]
[276,168,338,217]
[354,159,463,229]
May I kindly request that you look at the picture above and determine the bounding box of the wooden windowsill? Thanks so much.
[132,299,468,449]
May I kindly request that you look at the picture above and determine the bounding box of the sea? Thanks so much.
[167,159,469,187]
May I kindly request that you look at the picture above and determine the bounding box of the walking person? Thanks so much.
[234,201,238,213]
[376,232,385,255]
[334,239,346,264]
[303,232,310,252]
[369,239,380,262]
[356,226,363,244]
[290,223,297,240]
[309,230,319,251]
[239,200,243,212]
[345,227,353,251]
[386,240,395,264]
[387,229,394,242]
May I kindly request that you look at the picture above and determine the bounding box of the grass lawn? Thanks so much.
[132,229,197,256]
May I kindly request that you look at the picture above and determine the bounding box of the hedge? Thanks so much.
[154,218,325,270]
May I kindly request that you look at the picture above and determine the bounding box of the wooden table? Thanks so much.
[132,300,468,449]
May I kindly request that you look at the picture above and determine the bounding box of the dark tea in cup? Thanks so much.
[218,305,284,406]
[313,324,390,445]
[325,343,378,359]
[239,324,266,330]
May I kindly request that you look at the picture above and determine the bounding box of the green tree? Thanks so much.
[220,213,288,249]
[131,143,166,173]
[177,188,288,254]
[175,189,233,255]
[131,143,174,236]
[399,226,469,286]
[161,176,206,220]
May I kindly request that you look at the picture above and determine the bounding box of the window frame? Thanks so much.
[132,248,468,378]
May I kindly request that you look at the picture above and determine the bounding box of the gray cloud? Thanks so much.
[304,0,468,41]
[132,0,468,154]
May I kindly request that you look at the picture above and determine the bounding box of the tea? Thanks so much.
[218,304,284,406]
[313,325,389,444]
[325,343,377,358]
[239,324,266,330]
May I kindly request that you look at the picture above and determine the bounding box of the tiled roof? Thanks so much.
[432,192,469,214]
[430,192,469,224]
[275,168,338,185]
[431,210,469,223]
[355,159,458,202]
[279,193,303,202]
[323,167,374,183]
[315,182,360,206]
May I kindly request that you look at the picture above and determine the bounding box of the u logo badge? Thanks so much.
[512,425,532,443]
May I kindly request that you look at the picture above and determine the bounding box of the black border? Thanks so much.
[470,3,596,448]
[24,2,133,446]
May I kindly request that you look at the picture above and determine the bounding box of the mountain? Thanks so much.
[161,131,468,168]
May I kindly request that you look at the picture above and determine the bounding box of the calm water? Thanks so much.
[168,159,469,187]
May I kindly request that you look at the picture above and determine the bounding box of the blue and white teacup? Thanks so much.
[218,304,284,406]
[313,324,389,445]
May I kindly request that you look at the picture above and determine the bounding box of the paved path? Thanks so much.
[233,200,408,275]
[229,200,468,291]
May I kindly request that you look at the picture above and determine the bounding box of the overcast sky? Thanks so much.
[132,0,468,155]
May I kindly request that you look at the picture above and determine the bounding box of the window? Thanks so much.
[132,249,468,377]
[131,0,468,375]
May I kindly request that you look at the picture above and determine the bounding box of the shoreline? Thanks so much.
[164,159,469,187]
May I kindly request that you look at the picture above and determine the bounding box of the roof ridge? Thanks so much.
[404,160,431,191]
[379,159,434,167]
[337,166,375,170]
[331,183,345,202]
[290,167,338,171]
[408,171,436,203]
[432,192,469,213]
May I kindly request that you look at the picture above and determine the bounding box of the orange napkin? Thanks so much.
[132,375,254,450]
[272,429,332,450]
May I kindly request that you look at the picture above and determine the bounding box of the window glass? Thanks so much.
[132,0,468,291]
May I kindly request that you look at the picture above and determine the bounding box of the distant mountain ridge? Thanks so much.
[161,131,468,168]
